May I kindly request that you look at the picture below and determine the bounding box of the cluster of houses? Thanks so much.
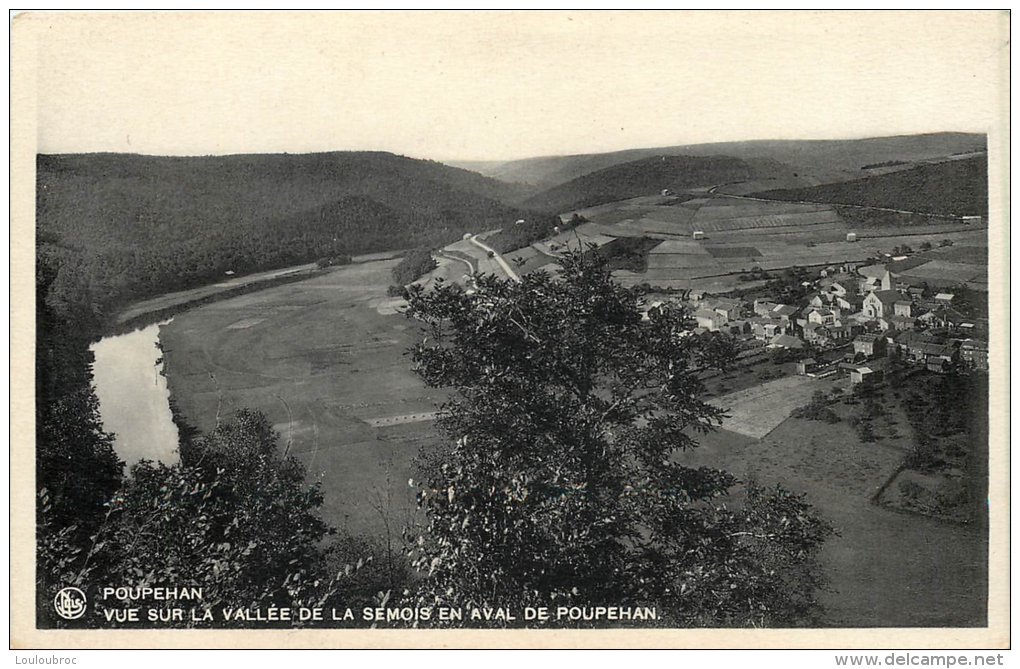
[795,328,987,386]
[692,295,805,348]
[679,261,988,376]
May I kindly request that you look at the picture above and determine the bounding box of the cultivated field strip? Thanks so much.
[707,375,834,439]
[639,206,701,224]
[694,202,833,219]
[614,218,694,236]
[648,240,712,255]
[690,210,843,232]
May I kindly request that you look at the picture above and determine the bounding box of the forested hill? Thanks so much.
[750,156,988,217]
[520,154,758,214]
[37,151,548,321]
[451,132,987,190]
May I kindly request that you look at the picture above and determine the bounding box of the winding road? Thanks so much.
[469,234,522,283]
[436,250,475,275]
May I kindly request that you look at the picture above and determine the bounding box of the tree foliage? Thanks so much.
[37,410,370,628]
[392,247,440,286]
[522,155,755,213]
[37,152,547,314]
[753,156,988,217]
[402,252,833,627]
[692,331,740,372]
[484,217,566,255]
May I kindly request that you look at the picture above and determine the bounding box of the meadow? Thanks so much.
[676,409,987,627]
[161,259,445,538]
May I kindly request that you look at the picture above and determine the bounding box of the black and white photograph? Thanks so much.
[11,10,1009,651]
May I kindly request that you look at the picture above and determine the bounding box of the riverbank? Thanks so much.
[157,258,444,537]
[114,250,409,331]
[90,320,181,466]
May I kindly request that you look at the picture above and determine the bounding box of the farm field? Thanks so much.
[559,192,987,291]
[412,181,987,296]
[706,375,839,439]
[161,258,446,538]
[675,408,987,627]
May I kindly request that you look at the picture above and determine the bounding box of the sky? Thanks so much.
[19,10,1009,161]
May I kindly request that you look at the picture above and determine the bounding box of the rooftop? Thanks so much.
[869,290,902,306]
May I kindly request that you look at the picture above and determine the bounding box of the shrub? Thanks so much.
[392,247,439,286]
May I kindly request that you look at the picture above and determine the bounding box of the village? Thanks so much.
[648,256,989,386]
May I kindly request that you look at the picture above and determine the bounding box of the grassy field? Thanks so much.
[707,375,837,439]
[161,259,445,538]
[117,263,321,325]
[675,406,987,627]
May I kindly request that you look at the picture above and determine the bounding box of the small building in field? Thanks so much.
[846,232,858,242]
[838,362,860,376]
[851,366,882,385]
[693,230,705,240]
[797,358,819,375]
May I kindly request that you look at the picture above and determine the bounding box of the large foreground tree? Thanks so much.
[403,251,833,627]
[38,410,386,628]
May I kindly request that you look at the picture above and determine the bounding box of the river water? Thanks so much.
[90,320,180,467]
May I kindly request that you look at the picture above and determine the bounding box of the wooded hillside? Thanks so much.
[520,155,756,214]
[751,156,988,217]
[37,151,548,315]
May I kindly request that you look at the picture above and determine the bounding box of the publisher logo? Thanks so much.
[54,587,87,620]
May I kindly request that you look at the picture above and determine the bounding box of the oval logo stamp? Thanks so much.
[54,587,87,620]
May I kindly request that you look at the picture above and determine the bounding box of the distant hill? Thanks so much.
[451,133,987,191]
[37,151,549,311]
[750,156,988,217]
[519,155,762,214]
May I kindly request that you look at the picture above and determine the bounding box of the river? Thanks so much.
[90,320,180,467]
